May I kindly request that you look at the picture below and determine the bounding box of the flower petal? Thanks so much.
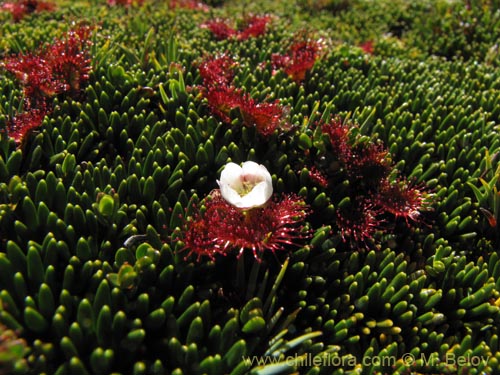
[237,180,273,208]
[218,161,273,209]
[219,162,243,188]
[241,161,268,178]
[218,183,245,207]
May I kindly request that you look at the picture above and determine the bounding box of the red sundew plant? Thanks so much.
[308,166,329,188]
[237,14,272,40]
[44,26,93,97]
[204,86,287,136]
[202,14,272,41]
[204,85,243,123]
[271,35,324,82]
[346,141,392,184]
[2,53,57,108]
[3,25,92,101]
[305,115,431,247]
[238,96,287,137]
[320,115,391,185]
[169,0,209,11]
[1,0,55,22]
[198,54,236,87]
[321,114,352,159]
[375,178,430,225]
[336,200,384,246]
[201,19,237,40]
[6,106,48,145]
[179,190,310,261]
[198,54,288,136]
[359,40,374,55]
[1,26,93,144]
[107,0,144,6]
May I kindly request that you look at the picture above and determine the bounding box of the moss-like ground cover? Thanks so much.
[1,0,500,374]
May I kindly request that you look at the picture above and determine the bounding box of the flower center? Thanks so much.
[236,174,263,196]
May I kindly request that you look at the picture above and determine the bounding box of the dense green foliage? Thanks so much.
[1,0,500,374]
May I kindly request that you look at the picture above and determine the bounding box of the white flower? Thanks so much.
[217,161,273,209]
